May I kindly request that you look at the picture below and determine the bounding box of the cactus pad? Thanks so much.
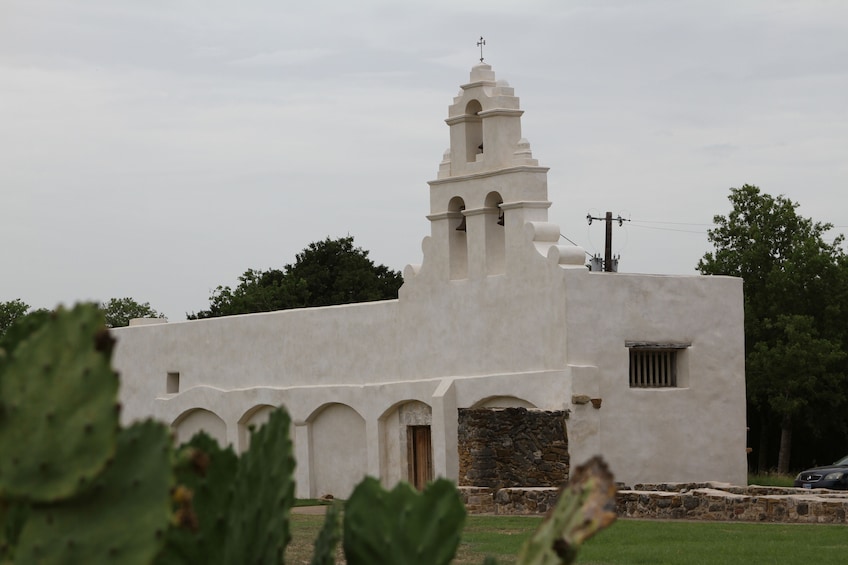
[516,456,617,565]
[310,501,341,565]
[223,407,295,565]
[0,303,120,502]
[343,477,466,565]
[15,419,173,565]
[155,432,238,565]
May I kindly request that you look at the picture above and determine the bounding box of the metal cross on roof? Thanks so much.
[477,36,486,63]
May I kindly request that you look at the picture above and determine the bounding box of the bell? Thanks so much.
[456,206,467,231]
[497,211,505,226]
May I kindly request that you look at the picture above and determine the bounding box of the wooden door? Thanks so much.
[407,425,433,490]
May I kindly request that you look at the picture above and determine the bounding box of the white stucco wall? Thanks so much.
[109,62,747,497]
[563,271,747,486]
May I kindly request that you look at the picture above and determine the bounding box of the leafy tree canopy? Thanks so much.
[189,236,404,319]
[100,297,164,328]
[698,185,846,340]
[698,185,848,473]
[0,299,31,337]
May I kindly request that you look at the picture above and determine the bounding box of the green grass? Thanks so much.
[455,515,541,563]
[287,513,848,565]
[293,497,338,507]
[578,520,848,565]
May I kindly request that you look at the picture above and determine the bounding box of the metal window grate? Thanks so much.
[629,349,677,388]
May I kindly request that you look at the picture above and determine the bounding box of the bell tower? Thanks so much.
[421,63,560,281]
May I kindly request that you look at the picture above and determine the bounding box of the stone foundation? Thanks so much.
[458,486,496,514]
[495,487,559,515]
[460,482,848,524]
[618,483,848,524]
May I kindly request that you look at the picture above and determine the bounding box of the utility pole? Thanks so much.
[587,212,629,272]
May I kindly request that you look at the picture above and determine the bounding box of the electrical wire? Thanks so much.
[629,219,716,227]
[627,223,709,235]
[559,234,593,257]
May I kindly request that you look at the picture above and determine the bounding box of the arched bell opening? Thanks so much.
[484,191,505,275]
[448,196,468,280]
[464,100,483,163]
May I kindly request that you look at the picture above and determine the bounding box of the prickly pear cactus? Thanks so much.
[222,408,296,565]
[14,419,174,565]
[154,432,238,565]
[0,303,120,503]
[0,308,52,367]
[309,501,341,565]
[343,477,466,565]
[516,456,617,565]
[0,500,29,562]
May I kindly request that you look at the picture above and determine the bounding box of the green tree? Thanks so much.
[100,297,164,328]
[189,236,403,319]
[698,185,848,473]
[0,299,31,337]
[747,315,846,473]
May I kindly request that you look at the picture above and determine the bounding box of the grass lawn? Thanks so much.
[287,513,848,565]
[293,497,337,507]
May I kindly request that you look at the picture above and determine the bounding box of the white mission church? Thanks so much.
[112,63,748,498]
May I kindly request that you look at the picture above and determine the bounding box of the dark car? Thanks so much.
[794,455,848,489]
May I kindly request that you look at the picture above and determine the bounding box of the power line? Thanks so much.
[559,234,593,257]
[629,219,716,227]
[627,223,709,235]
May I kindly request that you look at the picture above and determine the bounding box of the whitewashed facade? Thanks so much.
[112,64,747,497]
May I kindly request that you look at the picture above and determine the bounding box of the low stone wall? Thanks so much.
[494,487,559,515]
[618,483,848,524]
[459,486,496,514]
[460,483,848,524]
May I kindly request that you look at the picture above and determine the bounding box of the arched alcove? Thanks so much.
[172,408,227,447]
[464,100,483,163]
[308,403,367,498]
[237,404,278,452]
[484,191,506,275]
[448,196,468,280]
[380,400,433,489]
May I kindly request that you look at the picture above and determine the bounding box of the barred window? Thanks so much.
[626,342,690,388]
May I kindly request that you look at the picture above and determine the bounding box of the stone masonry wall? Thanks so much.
[617,484,848,523]
[457,408,569,488]
[460,482,848,524]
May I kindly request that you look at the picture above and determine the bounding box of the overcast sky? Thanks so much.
[2,0,847,320]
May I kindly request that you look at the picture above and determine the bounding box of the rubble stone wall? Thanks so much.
[459,482,848,524]
[457,408,569,488]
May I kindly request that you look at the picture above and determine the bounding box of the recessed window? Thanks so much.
[167,372,180,394]
[626,342,690,388]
